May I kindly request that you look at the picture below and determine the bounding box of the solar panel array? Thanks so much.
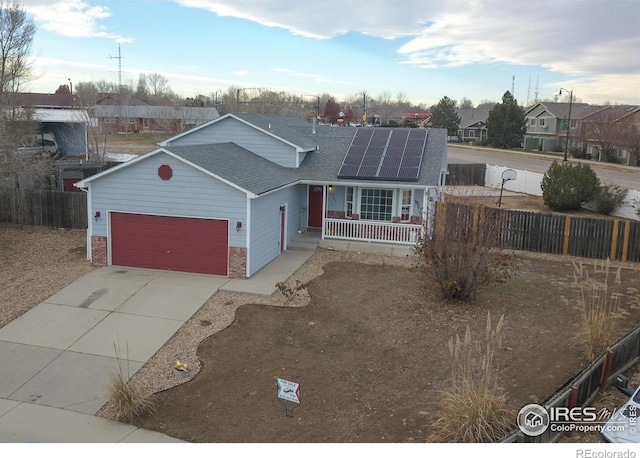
[337,128,428,181]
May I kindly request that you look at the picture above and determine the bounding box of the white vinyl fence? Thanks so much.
[484,164,640,221]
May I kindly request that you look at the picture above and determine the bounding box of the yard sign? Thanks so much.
[276,378,301,404]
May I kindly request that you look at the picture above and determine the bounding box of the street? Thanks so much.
[447,145,640,189]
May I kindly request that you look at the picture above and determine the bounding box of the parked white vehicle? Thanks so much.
[601,375,640,443]
[20,132,59,155]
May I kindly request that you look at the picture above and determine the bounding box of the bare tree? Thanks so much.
[0,0,35,99]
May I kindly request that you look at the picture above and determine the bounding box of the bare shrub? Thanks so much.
[572,260,623,360]
[429,312,514,442]
[416,202,519,302]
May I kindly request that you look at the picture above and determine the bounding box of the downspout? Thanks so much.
[245,196,251,277]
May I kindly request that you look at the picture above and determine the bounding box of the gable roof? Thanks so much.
[166,143,297,194]
[92,104,219,122]
[524,102,603,120]
[160,113,318,152]
[457,107,492,128]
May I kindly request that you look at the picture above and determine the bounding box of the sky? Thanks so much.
[18,0,640,108]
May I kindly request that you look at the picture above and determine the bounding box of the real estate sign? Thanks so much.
[276,378,301,404]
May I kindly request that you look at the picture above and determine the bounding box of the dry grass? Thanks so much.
[108,344,157,422]
[429,312,514,442]
[572,260,623,360]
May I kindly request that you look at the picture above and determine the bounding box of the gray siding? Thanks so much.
[249,185,304,276]
[89,152,248,247]
[166,117,299,168]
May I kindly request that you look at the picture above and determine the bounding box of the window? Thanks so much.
[468,129,477,138]
[570,119,577,129]
[360,189,393,221]
[539,118,545,127]
[129,117,135,124]
[401,190,412,222]
[530,118,536,126]
[345,187,354,217]
[104,117,115,124]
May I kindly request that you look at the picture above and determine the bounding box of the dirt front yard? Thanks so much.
[0,223,92,328]
[127,249,640,443]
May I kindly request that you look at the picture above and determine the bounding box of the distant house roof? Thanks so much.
[92,104,219,122]
[524,102,604,120]
[457,107,493,128]
[395,110,432,120]
[12,92,76,109]
[96,94,150,106]
[582,105,640,123]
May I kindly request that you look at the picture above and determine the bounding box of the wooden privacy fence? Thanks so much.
[501,324,640,443]
[446,163,486,186]
[0,189,87,229]
[438,202,640,262]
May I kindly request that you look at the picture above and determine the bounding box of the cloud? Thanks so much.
[22,0,132,42]
[173,0,640,77]
[234,70,254,76]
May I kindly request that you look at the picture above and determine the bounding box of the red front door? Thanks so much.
[308,185,324,228]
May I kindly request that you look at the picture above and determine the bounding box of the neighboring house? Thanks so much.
[582,105,640,165]
[92,94,219,134]
[523,102,604,153]
[391,109,432,127]
[9,93,90,156]
[75,113,448,278]
[457,106,492,143]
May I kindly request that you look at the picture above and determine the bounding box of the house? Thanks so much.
[9,93,90,156]
[391,109,432,128]
[581,105,640,165]
[457,106,492,143]
[523,102,605,153]
[75,114,447,278]
[92,94,219,134]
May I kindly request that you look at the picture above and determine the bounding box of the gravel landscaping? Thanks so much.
[0,223,93,328]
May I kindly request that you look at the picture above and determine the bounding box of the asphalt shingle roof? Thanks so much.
[234,113,319,151]
[165,143,298,195]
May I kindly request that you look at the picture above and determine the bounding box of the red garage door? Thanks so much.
[111,213,229,276]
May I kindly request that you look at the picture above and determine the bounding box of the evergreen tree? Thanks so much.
[486,91,527,148]
[430,96,460,135]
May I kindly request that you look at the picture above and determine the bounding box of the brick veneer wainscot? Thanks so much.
[91,236,107,266]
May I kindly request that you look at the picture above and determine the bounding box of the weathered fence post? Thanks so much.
[600,350,615,392]
[569,386,579,408]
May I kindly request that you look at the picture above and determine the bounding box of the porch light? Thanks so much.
[328,185,334,192]
[94,211,101,221]
[236,221,242,231]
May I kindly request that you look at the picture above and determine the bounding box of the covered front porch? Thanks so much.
[304,183,433,246]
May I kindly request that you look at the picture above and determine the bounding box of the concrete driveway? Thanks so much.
[0,266,229,416]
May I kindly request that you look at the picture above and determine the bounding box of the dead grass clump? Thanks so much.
[108,344,156,422]
[429,312,514,442]
[572,260,623,360]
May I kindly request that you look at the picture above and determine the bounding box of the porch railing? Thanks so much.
[323,218,422,245]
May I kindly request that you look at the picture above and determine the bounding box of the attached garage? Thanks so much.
[110,213,229,276]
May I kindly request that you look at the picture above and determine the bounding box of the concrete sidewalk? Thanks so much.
[0,245,316,443]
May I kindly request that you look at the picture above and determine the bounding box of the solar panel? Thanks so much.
[337,128,428,181]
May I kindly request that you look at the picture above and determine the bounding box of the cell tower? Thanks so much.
[109,43,125,91]
[511,75,515,96]
[534,76,540,103]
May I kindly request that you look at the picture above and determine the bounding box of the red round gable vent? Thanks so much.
[158,164,173,180]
